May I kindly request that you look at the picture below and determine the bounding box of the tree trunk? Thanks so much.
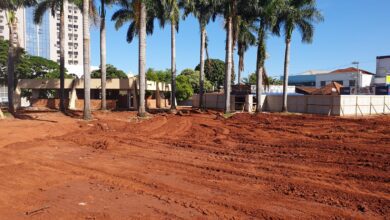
[199,23,206,110]
[138,1,146,116]
[237,60,241,85]
[83,0,92,120]
[100,0,107,110]
[170,22,177,111]
[282,38,291,112]
[7,16,15,114]
[59,1,66,112]
[256,25,265,113]
[224,15,233,114]
[0,108,4,119]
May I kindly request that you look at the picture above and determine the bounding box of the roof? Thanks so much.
[296,87,317,95]
[330,67,374,75]
[377,55,390,59]
[311,82,343,95]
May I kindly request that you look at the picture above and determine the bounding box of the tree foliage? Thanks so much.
[146,68,171,83]
[195,59,233,89]
[91,64,128,79]
[243,72,282,85]
[0,39,70,81]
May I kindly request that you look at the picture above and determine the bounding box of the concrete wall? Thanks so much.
[193,93,390,116]
[192,94,235,111]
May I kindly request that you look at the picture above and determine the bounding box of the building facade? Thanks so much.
[315,68,374,89]
[0,3,83,76]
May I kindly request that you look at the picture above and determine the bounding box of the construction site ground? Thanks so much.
[0,110,389,219]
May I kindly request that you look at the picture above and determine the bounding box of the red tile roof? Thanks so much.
[331,67,374,75]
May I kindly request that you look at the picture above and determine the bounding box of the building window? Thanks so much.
[74,61,78,65]
[68,60,73,65]
[333,81,344,85]
[320,81,326,87]
[349,80,356,87]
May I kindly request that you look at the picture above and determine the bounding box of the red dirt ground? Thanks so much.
[0,110,389,219]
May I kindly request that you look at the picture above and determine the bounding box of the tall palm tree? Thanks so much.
[83,0,92,119]
[220,0,235,113]
[160,0,179,112]
[34,0,68,112]
[2,0,36,114]
[239,0,280,113]
[181,0,218,110]
[236,20,256,85]
[98,0,115,110]
[275,0,323,112]
[112,0,158,116]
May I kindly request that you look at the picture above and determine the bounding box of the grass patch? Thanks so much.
[223,112,235,119]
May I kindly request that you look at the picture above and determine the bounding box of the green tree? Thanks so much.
[275,0,323,112]
[1,0,37,114]
[244,72,281,86]
[34,0,69,112]
[237,19,256,85]
[99,0,117,110]
[91,64,128,79]
[181,0,219,109]
[239,0,281,112]
[146,68,171,83]
[112,0,161,116]
[180,69,212,93]
[175,74,193,102]
[195,59,228,89]
[159,0,180,111]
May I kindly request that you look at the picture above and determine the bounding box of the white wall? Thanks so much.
[316,72,373,88]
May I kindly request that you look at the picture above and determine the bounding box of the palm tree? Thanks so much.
[34,0,68,112]
[2,0,36,114]
[275,0,323,112]
[181,0,218,110]
[236,20,256,85]
[99,0,115,110]
[220,0,235,114]
[83,0,92,119]
[112,0,159,116]
[239,0,280,113]
[160,0,179,112]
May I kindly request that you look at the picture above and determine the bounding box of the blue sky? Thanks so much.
[89,0,390,79]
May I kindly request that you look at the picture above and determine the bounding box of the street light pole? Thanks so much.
[352,61,360,94]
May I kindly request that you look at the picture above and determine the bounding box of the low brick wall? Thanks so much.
[74,100,117,110]
[147,99,170,109]
[31,99,70,109]
[31,99,116,110]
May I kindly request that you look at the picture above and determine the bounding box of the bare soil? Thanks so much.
[0,110,389,219]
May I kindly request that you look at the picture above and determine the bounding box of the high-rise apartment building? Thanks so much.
[0,3,84,77]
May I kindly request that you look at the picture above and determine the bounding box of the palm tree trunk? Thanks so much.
[255,25,265,113]
[199,22,206,110]
[59,0,66,112]
[224,15,233,114]
[138,1,146,116]
[83,0,92,120]
[100,0,107,110]
[7,18,15,114]
[237,56,241,85]
[170,22,177,111]
[282,37,291,112]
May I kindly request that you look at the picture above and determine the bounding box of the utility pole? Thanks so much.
[352,61,360,94]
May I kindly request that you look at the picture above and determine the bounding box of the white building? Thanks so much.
[315,67,374,88]
[0,3,84,76]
